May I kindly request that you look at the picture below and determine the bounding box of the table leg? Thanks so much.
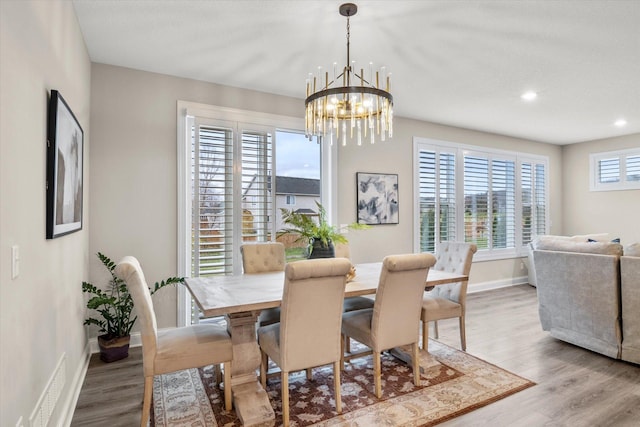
[226,311,275,427]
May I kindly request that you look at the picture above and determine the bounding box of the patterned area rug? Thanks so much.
[152,340,534,426]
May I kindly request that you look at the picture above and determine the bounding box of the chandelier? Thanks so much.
[305,3,393,146]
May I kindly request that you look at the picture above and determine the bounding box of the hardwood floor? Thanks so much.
[71,284,640,426]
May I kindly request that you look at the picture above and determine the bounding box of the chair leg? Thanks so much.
[459,315,467,351]
[345,335,351,353]
[373,352,382,398]
[340,334,345,371]
[434,320,439,339]
[411,342,420,387]
[282,371,290,427]
[306,368,313,381]
[260,350,268,389]
[141,376,153,427]
[333,361,342,414]
[214,363,222,386]
[422,320,428,350]
[223,361,232,411]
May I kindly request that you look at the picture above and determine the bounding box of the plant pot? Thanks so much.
[98,334,130,363]
[308,238,335,259]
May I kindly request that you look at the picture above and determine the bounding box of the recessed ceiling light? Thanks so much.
[614,119,627,127]
[521,91,538,101]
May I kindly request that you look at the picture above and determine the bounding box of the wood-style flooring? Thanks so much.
[71,284,640,426]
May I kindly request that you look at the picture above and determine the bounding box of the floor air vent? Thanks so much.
[29,353,66,427]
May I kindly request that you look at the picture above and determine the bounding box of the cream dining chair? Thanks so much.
[240,242,286,327]
[258,257,352,427]
[341,253,436,398]
[114,256,233,427]
[421,242,477,351]
[335,242,376,313]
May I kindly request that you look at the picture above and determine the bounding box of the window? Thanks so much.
[590,148,640,191]
[188,118,274,277]
[285,195,296,205]
[177,102,330,325]
[414,138,548,261]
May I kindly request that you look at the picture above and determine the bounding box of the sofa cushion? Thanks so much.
[534,237,623,256]
[624,243,640,257]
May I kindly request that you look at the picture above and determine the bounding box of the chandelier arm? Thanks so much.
[305,86,393,105]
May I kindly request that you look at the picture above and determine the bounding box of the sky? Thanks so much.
[276,130,320,179]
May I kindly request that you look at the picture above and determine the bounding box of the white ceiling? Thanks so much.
[72,0,640,145]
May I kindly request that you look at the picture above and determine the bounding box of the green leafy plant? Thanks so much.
[82,252,184,338]
[278,201,369,255]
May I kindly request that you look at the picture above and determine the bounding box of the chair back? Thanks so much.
[279,258,352,372]
[240,242,286,273]
[431,242,477,305]
[372,253,436,350]
[114,256,157,376]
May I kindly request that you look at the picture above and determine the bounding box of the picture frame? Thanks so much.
[356,172,399,225]
[46,90,84,239]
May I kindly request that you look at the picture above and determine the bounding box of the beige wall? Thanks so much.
[0,1,91,426]
[562,133,640,244]
[90,64,563,329]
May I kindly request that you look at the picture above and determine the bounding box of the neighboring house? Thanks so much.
[242,175,320,234]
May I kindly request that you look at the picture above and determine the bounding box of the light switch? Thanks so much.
[11,245,19,279]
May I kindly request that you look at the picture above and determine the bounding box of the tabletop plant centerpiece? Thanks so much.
[82,252,184,362]
[278,201,369,259]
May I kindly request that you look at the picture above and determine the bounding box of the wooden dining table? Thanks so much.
[185,262,468,427]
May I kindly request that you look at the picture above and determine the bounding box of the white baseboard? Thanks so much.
[468,275,530,293]
[60,343,91,427]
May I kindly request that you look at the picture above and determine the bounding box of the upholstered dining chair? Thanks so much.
[258,257,352,427]
[421,242,477,351]
[114,256,233,427]
[336,242,376,313]
[240,242,286,327]
[341,253,436,398]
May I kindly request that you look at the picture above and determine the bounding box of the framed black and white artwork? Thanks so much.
[356,172,399,225]
[46,90,84,239]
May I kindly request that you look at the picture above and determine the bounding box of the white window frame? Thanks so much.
[285,195,296,205]
[176,101,336,326]
[413,137,549,262]
[589,147,640,191]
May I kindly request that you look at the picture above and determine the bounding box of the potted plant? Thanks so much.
[278,201,369,258]
[82,252,184,362]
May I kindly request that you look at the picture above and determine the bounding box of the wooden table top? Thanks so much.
[185,262,468,318]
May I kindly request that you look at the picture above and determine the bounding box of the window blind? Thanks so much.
[417,149,456,253]
[590,148,640,191]
[415,137,548,258]
[191,121,273,277]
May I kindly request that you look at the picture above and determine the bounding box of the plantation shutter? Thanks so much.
[464,154,515,250]
[490,159,515,249]
[191,118,273,277]
[464,155,489,248]
[534,163,547,237]
[240,129,273,241]
[417,148,456,253]
[521,161,547,246]
[626,155,640,182]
